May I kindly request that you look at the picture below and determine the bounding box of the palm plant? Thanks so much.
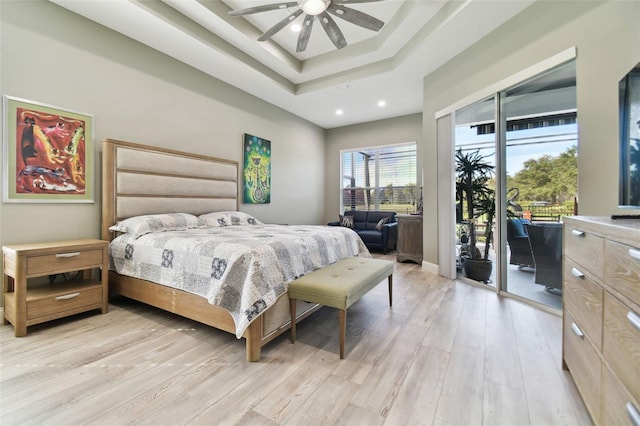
[455,148,496,262]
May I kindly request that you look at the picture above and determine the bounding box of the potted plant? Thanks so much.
[455,148,496,283]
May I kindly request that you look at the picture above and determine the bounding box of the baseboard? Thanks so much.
[421,260,439,275]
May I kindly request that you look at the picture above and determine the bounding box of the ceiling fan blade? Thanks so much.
[258,9,304,42]
[318,11,347,49]
[333,0,386,4]
[228,2,298,16]
[296,15,315,53]
[327,4,384,32]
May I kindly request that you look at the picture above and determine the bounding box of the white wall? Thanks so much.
[324,114,423,223]
[0,0,326,259]
[421,0,640,267]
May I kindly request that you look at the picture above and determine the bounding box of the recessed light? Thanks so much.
[291,23,301,33]
[377,100,386,107]
[336,109,344,115]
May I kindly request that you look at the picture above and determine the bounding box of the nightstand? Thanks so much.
[3,239,109,336]
[396,214,423,264]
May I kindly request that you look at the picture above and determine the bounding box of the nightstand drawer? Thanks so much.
[563,258,603,351]
[27,284,103,321]
[27,249,104,276]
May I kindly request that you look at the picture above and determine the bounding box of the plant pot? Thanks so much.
[463,258,493,283]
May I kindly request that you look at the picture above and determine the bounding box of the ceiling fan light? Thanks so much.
[301,0,328,16]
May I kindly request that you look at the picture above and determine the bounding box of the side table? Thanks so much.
[3,239,109,336]
[396,214,423,264]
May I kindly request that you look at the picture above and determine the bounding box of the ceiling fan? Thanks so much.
[228,0,386,53]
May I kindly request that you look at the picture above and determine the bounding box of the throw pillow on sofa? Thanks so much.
[339,215,354,228]
[375,217,390,231]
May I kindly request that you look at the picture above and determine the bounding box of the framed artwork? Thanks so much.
[243,133,271,204]
[3,96,94,203]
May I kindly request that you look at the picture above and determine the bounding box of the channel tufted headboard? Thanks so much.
[101,139,238,241]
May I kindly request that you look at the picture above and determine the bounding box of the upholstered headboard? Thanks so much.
[102,139,238,241]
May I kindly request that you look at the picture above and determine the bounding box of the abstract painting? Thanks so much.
[3,96,94,203]
[243,133,271,204]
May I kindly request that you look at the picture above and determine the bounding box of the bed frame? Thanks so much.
[101,139,320,361]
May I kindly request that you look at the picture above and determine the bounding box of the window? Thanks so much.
[340,142,417,213]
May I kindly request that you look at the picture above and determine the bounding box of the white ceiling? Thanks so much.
[50,0,536,129]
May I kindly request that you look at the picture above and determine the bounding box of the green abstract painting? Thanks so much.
[243,133,271,204]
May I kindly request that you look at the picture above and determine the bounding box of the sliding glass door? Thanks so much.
[454,60,577,309]
[454,97,496,283]
[498,60,577,308]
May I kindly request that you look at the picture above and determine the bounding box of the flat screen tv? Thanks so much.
[619,61,640,208]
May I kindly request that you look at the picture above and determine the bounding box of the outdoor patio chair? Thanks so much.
[506,218,535,268]
[525,223,563,292]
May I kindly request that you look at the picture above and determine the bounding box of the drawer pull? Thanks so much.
[629,248,640,261]
[627,402,640,426]
[628,310,640,332]
[56,252,81,258]
[571,267,584,278]
[55,292,80,301]
[570,322,584,338]
[571,229,585,237]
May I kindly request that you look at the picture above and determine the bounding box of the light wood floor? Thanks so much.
[0,255,592,425]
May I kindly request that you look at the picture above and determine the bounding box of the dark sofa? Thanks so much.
[328,210,398,254]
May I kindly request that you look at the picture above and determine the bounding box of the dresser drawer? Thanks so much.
[27,249,104,276]
[27,284,103,321]
[563,309,602,422]
[605,239,640,307]
[563,258,603,351]
[602,364,640,426]
[564,226,604,279]
[603,292,640,403]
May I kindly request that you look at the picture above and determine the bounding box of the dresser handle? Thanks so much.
[627,402,640,426]
[55,252,81,258]
[55,292,80,301]
[628,310,640,332]
[571,229,585,237]
[629,248,640,261]
[571,267,584,278]
[570,322,584,338]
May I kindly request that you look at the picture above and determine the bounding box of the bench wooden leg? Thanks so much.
[388,274,393,307]
[339,308,347,359]
[290,298,297,343]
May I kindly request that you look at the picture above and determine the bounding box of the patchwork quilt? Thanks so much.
[109,224,370,337]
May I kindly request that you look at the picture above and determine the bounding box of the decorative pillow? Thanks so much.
[339,214,354,229]
[507,218,530,238]
[109,213,199,238]
[198,211,262,227]
[375,217,390,231]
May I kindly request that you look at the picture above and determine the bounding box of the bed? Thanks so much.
[101,139,369,361]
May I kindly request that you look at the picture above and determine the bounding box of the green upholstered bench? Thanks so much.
[288,256,394,359]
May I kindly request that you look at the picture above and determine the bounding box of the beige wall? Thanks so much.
[3,0,639,280]
[0,0,326,259]
[420,0,640,266]
[324,114,423,223]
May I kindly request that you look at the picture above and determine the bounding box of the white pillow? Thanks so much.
[109,213,199,238]
[198,211,262,227]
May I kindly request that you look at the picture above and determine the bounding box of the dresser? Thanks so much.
[396,214,422,264]
[3,239,109,336]
[562,216,640,426]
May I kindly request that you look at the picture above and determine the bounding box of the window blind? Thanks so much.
[341,142,417,213]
